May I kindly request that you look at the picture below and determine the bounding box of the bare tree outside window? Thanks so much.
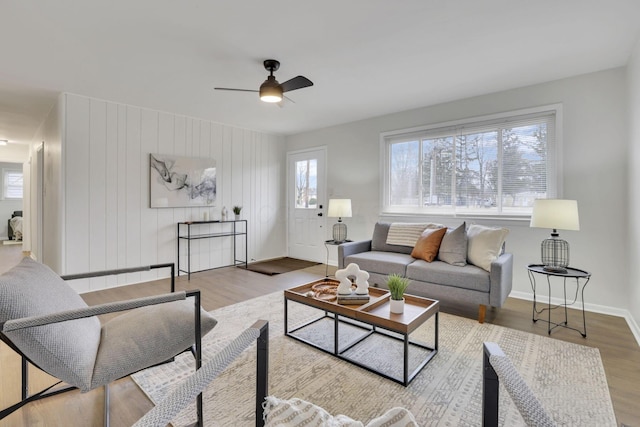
[384,110,555,216]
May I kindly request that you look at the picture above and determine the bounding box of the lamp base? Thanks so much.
[333,222,347,243]
[541,235,570,273]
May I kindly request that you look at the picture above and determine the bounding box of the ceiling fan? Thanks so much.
[215,59,313,103]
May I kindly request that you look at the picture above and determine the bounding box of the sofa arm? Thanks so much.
[489,252,513,308]
[338,240,372,268]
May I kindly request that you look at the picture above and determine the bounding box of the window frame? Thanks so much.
[380,104,563,220]
[2,168,24,200]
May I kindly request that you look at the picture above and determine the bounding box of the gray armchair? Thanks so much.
[0,257,217,426]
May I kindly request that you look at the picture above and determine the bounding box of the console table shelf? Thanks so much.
[177,220,248,280]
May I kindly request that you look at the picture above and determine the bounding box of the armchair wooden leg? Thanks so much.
[478,304,487,324]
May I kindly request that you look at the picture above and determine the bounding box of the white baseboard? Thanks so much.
[510,291,640,346]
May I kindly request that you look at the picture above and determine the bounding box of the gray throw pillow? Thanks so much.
[438,222,467,266]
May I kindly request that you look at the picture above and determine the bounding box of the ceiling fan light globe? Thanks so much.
[259,80,283,103]
[260,94,282,103]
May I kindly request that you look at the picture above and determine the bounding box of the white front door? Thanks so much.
[287,147,327,262]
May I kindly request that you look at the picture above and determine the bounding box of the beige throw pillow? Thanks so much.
[411,227,447,262]
[467,224,509,271]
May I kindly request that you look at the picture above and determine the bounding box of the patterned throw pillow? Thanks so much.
[263,396,419,427]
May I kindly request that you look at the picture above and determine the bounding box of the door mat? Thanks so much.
[244,257,320,275]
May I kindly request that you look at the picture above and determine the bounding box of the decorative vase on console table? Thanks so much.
[387,273,410,314]
[233,205,242,221]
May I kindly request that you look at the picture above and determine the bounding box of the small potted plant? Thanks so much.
[387,273,410,314]
[232,205,242,220]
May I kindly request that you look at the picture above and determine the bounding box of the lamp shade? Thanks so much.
[327,199,352,218]
[530,199,580,231]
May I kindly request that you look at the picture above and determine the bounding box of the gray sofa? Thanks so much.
[338,222,513,323]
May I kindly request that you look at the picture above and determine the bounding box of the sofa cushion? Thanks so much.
[406,260,491,292]
[438,222,468,266]
[467,224,509,272]
[411,227,447,262]
[345,251,415,276]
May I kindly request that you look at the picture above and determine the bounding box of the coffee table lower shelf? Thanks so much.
[284,298,438,386]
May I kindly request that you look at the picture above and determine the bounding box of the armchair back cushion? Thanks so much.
[0,257,101,391]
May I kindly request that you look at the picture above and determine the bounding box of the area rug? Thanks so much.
[132,291,616,426]
[244,257,320,275]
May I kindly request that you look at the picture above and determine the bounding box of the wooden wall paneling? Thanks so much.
[105,102,120,288]
[270,135,286,257]
[139,109,159,283]
[64,95,91,293]
[209,123,224,269]
[116,104,128,286]
[243,130,253,261]
[173,116,189,272]
[88,99,107,290]
[125,106,142,285]
[157,113,176,272]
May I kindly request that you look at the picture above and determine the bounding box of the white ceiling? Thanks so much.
[1,0,639,145]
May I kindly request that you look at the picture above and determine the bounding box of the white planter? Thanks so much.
[235,214,241,221]
[389,298,405,314]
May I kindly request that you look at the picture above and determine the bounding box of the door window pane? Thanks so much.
[295,159,318,208]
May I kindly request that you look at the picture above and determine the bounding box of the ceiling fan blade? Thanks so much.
[214,87,259,93]
[280,76,313,93]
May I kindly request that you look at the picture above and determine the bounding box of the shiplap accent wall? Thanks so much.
[63,93,285,293]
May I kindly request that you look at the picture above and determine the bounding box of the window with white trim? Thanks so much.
[3,170,23,199]
[382,107,559,217]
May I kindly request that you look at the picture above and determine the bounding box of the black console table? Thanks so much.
[177,220,248,279]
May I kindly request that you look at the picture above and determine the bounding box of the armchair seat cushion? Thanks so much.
[0,257,101,391]
[91,301,217,389]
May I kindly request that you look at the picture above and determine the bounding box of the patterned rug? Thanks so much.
[132,291,616,426]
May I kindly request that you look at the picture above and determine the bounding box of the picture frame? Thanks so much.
[149,153,216,208]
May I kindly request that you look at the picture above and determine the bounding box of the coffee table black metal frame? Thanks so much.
[284,284,438,386]
[527,264,591,337]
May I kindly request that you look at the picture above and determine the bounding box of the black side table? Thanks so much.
[324,239,351,277]
[527,264,591,337]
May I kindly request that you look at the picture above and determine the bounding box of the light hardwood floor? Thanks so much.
[1,245,638,426]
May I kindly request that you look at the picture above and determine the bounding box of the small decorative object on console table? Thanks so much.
[387,273,410,314]
[327,199,352,243]
[233,205,242,220]
[530,199,580,273]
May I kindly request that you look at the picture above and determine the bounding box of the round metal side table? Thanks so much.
[527,264,591,337]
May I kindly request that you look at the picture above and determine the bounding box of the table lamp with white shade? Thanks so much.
[530,199,580,273]
[328,199,352,243]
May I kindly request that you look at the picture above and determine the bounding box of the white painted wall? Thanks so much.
[628,40,640,337]
[61,93,285,293]
[287,68,630,316]
[30,95,63,268]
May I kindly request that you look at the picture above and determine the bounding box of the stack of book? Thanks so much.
[337,293,370,305]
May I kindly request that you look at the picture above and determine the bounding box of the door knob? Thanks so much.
[317,212,323,216]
